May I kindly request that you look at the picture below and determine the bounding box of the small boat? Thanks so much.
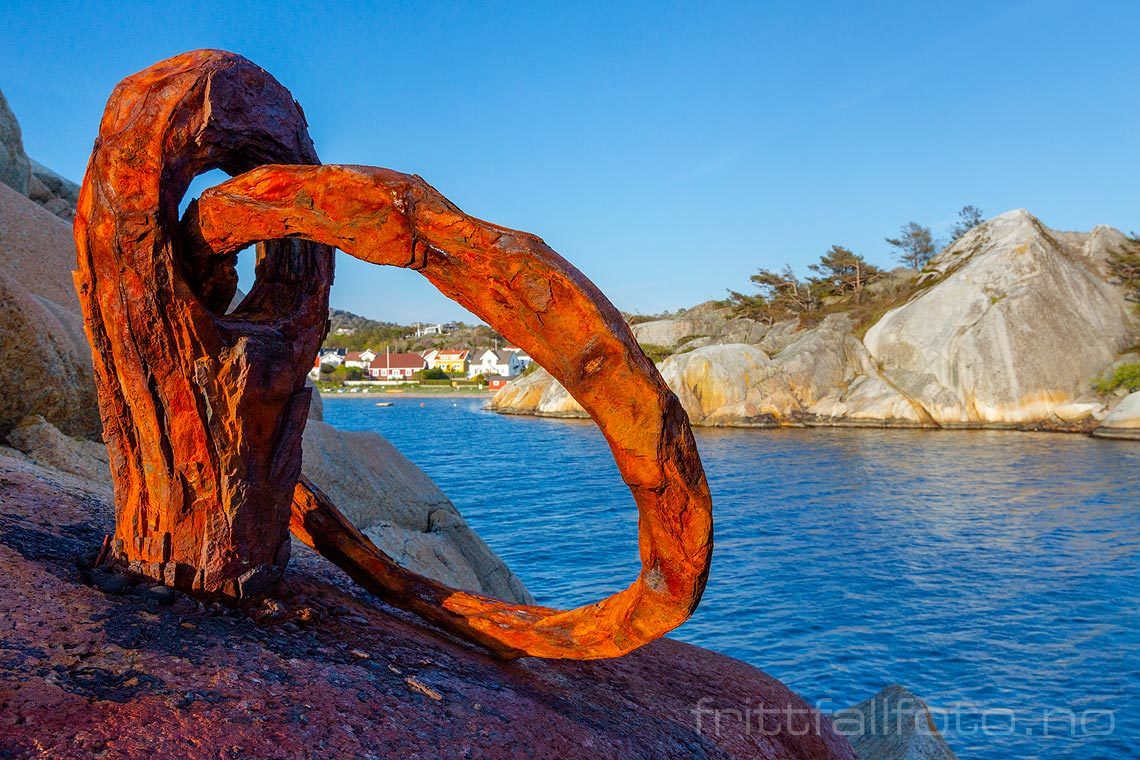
[375,402,394,407]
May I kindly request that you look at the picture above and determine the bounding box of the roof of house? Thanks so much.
[319,347,346,357]
[434,349,469,360]
[370,353,426,370]
[344,351,364,361]
[476,349,516,363]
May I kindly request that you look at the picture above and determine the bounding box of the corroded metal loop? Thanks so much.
[190,164,714,659]
[74,50,335,598]
[78,47,712,657]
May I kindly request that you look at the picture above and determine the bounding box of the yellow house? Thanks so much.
[423,348,470,375]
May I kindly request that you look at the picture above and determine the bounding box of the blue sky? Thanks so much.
[2,1,1137,323]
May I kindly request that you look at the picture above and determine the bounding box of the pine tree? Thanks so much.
[1107,232,1140,309]
[807,246,882,302]
[950,205,984,242]
[886,222,937,271]
[728,265,817,323]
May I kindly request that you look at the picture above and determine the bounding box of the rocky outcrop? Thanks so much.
[772,314,869,408]
[0,449,856,759]
[495,211,1137,434]
[5,414,110,488]
[0,90,78,219]
[812,374,928,425]
[0,269,97,438]
[658,344,795,426]
[833,685,957,760]
[301,419,533,603]
[27,159,80,219]
[499,315,896,427]
[632,300,768,350]
[0,89,31,196]
[865,210,1133,425]
[0,181,90,311]
[1093,392,1140,440]
[490,366,587,418]
[759,318,803,354]
[0,190,101,439]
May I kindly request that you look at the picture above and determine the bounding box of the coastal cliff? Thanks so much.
[493,210,1140,437]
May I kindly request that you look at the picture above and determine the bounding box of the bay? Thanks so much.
[324,395,1140,758]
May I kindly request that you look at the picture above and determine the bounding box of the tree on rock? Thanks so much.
[808,245,882,303]
[728,265,818,324]
[1107,232,1140,310]
[886,223,938,271]
[950,205,985,242]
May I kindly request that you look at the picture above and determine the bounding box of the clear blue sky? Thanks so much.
[2,1,1137,323]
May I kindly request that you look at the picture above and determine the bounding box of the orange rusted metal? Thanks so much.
[77,49,713,658]
[191,164,714,658]
[73,50,334,599]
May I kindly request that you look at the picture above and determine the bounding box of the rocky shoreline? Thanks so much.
[491,210,1140,441]
[323,389,494,399]
[493,400,1110,434]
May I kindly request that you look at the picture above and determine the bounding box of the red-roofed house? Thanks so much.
[368,352,426,380]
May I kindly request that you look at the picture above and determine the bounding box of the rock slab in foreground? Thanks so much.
[1093,391,1140,440]
[2,412,533,607]
[833,685,957,760]
[0,451,854,759]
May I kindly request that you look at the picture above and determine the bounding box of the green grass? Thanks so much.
[638,343,674,363]
[1095,363,1140,394]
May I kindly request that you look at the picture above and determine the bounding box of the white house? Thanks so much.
[469,348,525,379]
[310,348,346,380]
[343,349,377,369]
[317,348,346,367]
[503,346,533,371]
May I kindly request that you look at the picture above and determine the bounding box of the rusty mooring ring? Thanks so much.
[188,164,714,659]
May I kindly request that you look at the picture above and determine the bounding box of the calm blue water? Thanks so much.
[324,395,1140,758]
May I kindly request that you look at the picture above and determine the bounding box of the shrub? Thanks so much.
[1106,234,1139,309]
[639,343,673,363]
[1095,363,1140,394]
[415,367,450,381]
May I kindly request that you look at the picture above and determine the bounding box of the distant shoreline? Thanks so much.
[317,389,494,399]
